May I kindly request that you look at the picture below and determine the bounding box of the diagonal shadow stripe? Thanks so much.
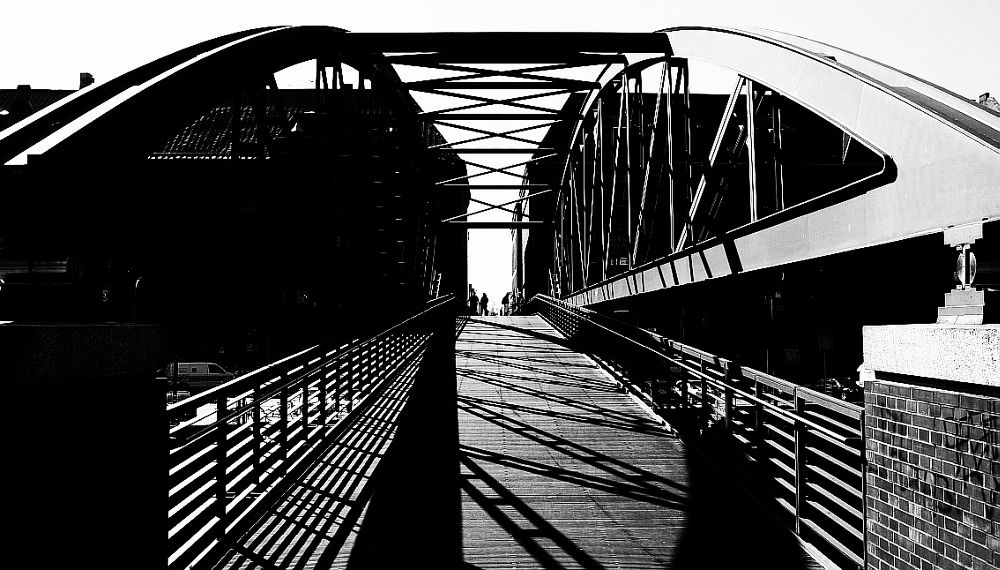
[461,443,687,509]
[458,398,688,496]
[460,453,608,570]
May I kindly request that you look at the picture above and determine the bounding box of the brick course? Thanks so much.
[865,379,998,570]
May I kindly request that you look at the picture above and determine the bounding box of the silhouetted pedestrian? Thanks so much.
[469,288,479,315]
[479,292,489,316]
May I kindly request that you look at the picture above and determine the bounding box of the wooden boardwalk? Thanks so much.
[455,316,823,570]
[211,315,824,569]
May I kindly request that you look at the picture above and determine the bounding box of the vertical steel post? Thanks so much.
[754,381,765,466]
[771,94,785,212]
[682,63,693,242]
[666,62,676,254]
[634,58,668,264]
[252,386,261,484]
[215,395,229,536]
[699,357,709,427]
[318,368,327,426]
[597,99,608,282]
[746,79,759,223]
[279,386,289,476]
[723,361,734,432]
[301,378,309,444]
[794,390,808,535]
[580,134,589,283]
[680,367,689,410]
[334,354,342,415]
[347,349,356,411]
[624,76,633,269]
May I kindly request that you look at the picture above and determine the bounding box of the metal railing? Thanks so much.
[529,294,865,569]
[166,295,455,569]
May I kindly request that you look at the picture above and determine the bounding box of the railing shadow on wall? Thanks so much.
[528,294,866,570]
[165,295,456,570]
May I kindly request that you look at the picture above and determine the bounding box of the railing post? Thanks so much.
[253,386,262,485]
[215,395,229,537]
[700,357,709,427]
[301,378,309,444]
[723,360,734,432]
[376,334,384,390]
[753,381,765,465]
[680,366,689,410]
[794,389,807,535]
[335,352,343,415]
[318,369,327,426]
[361,344,371,396]
[347,350,355,412]
[279,385,289,476]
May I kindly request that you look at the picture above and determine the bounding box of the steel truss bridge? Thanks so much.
[2,26,998,570]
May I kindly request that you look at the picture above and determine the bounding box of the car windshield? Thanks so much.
[208,364,226,374]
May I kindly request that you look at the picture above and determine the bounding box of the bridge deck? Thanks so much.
[212,315,823,569]
[455,316,823,569]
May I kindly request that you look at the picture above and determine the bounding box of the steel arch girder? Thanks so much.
[0,26,445,166]
[557,26,1000,306]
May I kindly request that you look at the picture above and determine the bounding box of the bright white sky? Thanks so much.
[2,0,996,309]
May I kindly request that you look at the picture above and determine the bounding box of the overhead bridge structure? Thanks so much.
[1,26,998,570]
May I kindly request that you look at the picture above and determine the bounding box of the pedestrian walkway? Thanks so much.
[455,315,824,569]
[209,315,824,569]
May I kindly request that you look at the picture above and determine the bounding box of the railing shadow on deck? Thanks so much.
[211,352,424,569]
[167,296,462,570]
[527,295,865,570]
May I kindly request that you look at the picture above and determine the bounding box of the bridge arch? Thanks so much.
[522,26,1000,305]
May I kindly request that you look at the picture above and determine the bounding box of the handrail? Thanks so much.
[169,295,454,419]
[528,294,866,569]
[165,295,455,570]
[531,296,857,442]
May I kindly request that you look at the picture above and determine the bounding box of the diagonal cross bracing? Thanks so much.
[388,55,624,224]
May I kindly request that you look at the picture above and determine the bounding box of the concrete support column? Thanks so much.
[860,324,999,570]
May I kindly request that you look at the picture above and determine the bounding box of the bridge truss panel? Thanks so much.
[518,27,1000,306]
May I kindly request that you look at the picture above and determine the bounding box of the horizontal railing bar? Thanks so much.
[765,422,796,444]
[807,425,864,456]
[801,407,861,440]
[168,481,214,523]
[804,500,865,544]
[799,517,864,567]
[764,437,796,463]
[805,481,864,522]
[168,500,216,544]
[808,463,864,501]
[809,446,863,481]
[797,387,864,420]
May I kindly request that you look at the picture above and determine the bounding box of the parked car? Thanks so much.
[812,376,863,403]
[157,362,235,393]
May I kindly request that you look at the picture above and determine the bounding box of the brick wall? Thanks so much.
[865,379,999,570]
